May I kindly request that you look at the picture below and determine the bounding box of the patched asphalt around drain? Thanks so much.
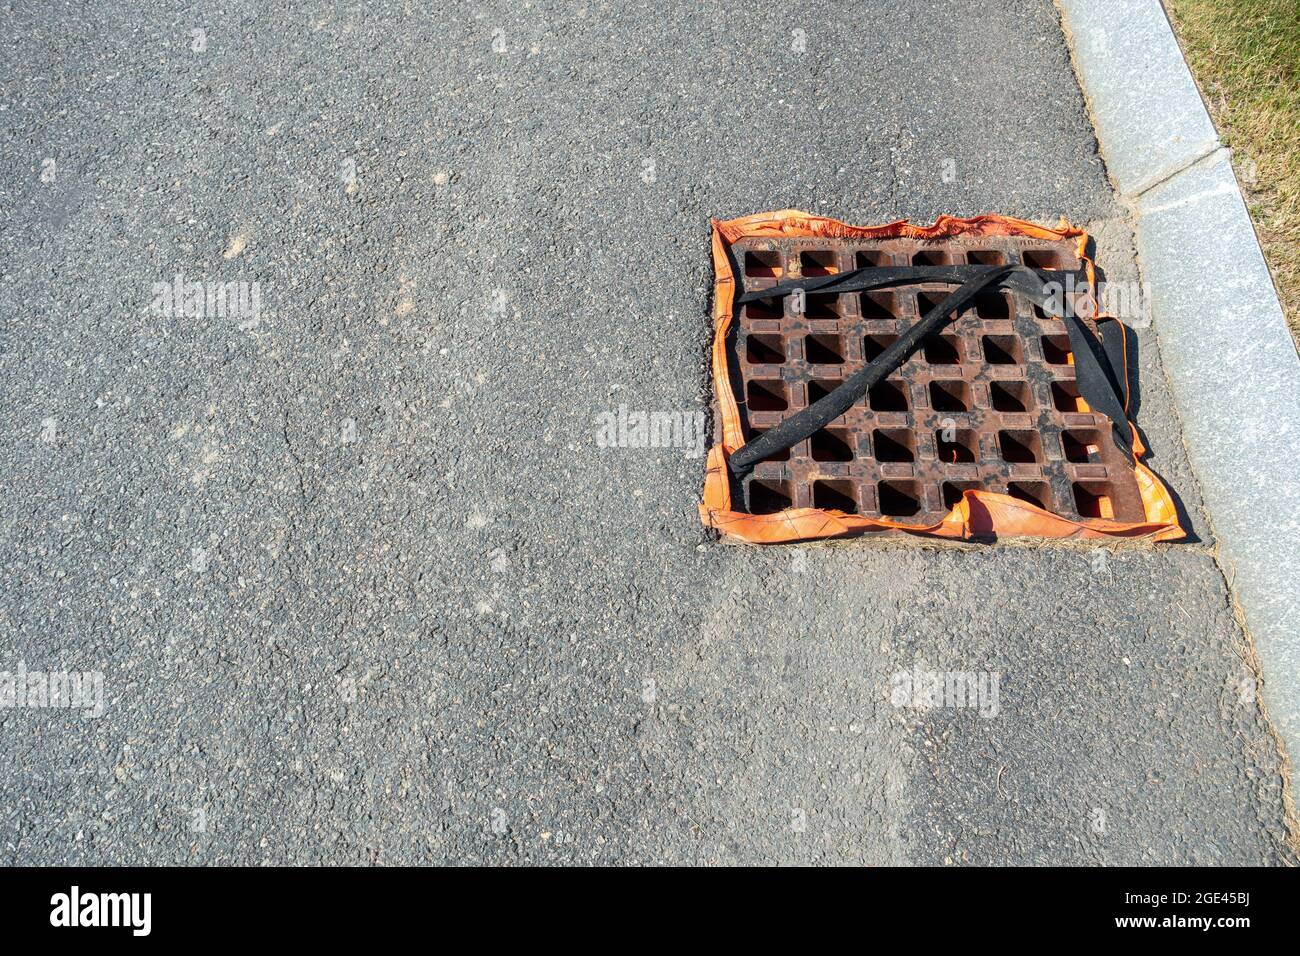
[0,0,1293,863]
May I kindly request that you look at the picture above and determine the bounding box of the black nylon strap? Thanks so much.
[1099,316,1130,412]
[1062,312,1133,454]
[736,264,1089,304]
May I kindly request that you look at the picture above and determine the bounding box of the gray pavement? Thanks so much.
[1,0,1294,864]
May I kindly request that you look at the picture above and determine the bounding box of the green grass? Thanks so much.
[1164,0,1300,338]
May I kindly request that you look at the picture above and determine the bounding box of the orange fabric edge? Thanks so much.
[702,210,1186,544]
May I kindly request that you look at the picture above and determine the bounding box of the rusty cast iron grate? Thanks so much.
[724,234,1146,525]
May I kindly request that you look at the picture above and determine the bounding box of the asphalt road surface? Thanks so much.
[2,0,1295,864]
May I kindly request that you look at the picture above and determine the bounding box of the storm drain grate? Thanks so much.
[725,234,1147,525]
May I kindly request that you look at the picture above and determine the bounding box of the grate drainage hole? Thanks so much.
[746,379,788,411]
[745,299,783,321]
[912,250,951,267]
[923,333,962,364]
[1062,429,1101,463]
[805,334,845,365]
[747,478,792,515]
[1072,482,1114,519]
[872,428,915,462]
[800,250,838,276]
[1042,335,1072,364]
[982,335,1023,365]
[745,333,786,364]
[1051,381,1086,412]
[811,429,855,462]
[869,380,910,412]
[935,429,976,463]
[861,292,898,321]
[990,380,1030,412]
[813,479,858,513]
[929,380,970,412]
[878,480,921,517]
[864,333,900,362]
[745,250,782,278]
[808,379,845,404]
[1007,481,1052,510]
[974,291,1011,321]
[800,293,841,320]
[998,430,1042,463]
[1023,249,1066,270]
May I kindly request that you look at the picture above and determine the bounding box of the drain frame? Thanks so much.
[721,232,1148,527]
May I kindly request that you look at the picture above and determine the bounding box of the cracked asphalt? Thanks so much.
[1,0,1295,864]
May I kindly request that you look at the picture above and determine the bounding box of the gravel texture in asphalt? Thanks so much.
[1,0,1294,864]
